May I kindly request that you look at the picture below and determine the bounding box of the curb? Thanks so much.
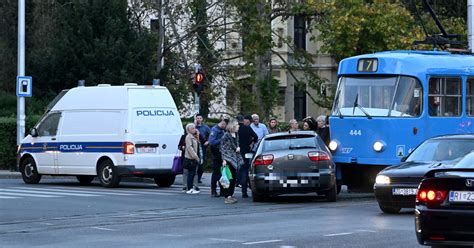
[0,172,161,183]
[0,171,187,185]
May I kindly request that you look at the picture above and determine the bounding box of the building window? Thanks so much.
[294,85,306,120]
[428,77,461,117]
[294,15,306,50]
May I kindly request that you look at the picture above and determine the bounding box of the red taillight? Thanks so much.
[308,151,330,161]
[416,189,446,204]
[254,154,273,166]
[429,236,445,241]
[123,142,135,154]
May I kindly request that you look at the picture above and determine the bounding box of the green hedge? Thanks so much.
[0,115,41,170]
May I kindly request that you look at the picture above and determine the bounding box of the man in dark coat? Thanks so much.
[236,115,258,198]
[208,118,228,197]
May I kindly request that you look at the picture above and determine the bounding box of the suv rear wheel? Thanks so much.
[325,184,338,202]
[252,191,265,202]
[98,159,121,188]
[20,157,42,184]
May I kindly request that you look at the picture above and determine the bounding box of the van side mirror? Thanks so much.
[245,153,254,159]
[400,156,407,162]
[29,128,38,137]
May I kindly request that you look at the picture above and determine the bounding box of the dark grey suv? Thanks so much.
[248,131,337,202]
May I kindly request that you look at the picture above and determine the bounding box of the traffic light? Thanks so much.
[193,71,205,95]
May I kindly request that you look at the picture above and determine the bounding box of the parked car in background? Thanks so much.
[415,168,474,247]
[248,131,337,202]
[374,134,474,214]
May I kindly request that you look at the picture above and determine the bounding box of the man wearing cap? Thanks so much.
[236,115,258,198]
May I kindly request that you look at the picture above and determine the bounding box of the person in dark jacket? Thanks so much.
[208,118,229,197]
[236,115,258,198]
[268,118,280,134]
[220,119,244,204]
[303,116,317,131]
[194,113,211,183]
[316,115,330,145]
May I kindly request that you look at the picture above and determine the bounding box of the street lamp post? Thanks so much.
[17,0,26,145]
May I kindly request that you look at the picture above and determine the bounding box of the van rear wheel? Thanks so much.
[154,175,176,187]
[98,160,121,188]
[76,175,95,185]
[20,157,42,184]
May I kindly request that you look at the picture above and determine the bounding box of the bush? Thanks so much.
[0,115,41,170]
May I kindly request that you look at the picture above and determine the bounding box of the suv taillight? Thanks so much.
[308,151,330,161]
[123,142,135,154]
[254,154,274,166]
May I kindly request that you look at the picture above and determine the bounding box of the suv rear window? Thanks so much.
[262,134,320,152]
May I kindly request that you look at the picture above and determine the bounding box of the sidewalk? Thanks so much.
[0,170,21,179]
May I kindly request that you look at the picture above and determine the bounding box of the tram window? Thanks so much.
[428,77,461,117]
[390,77,422,117]
[467,78,474,116]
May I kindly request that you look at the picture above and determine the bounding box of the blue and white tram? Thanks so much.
[329,50,474,189]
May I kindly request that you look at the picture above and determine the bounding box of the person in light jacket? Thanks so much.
[184,123,200,194]
[220,119,244,204]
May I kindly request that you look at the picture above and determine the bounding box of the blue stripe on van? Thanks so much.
[20,142,123,153]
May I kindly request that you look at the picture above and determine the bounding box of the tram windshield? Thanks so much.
[332,76,422,117]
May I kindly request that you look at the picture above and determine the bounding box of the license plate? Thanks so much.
[392,188,417,196]
[137,147,156,153]
[449,191,474,203]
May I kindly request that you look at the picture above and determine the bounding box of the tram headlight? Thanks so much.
[373,141,385,152]
[375,175,390,185]
[329,140,339,151]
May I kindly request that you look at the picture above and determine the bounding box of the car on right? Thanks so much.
[415,164,474,247]
[374,134,474,214]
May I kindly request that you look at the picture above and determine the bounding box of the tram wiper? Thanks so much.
[333,91,344,119]
[352,94,372,119]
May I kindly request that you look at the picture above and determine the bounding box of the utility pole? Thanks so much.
[155,0,165,76]
[469,0,474,53]
[17,0,26,145]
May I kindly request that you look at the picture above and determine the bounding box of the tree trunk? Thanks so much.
[254,1,273,118]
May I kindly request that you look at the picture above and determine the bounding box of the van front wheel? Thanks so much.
[98,160,121,188]
[154,175,176,187]
[20,157,42,184]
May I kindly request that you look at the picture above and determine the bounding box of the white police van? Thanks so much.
[18,84,183,188]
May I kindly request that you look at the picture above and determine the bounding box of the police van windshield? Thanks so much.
[332,76,422,117]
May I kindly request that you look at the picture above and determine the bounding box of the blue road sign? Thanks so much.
[16,76,32,97]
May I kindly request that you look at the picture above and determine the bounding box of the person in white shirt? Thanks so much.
[250,114,269,151]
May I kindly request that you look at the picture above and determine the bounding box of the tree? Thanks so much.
[314,1,424,62]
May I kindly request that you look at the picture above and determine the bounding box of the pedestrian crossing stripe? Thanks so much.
[0,188,99,197]
[0,185,241,200]
[0,191,61,198]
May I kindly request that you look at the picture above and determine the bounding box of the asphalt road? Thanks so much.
[0,177,423,248]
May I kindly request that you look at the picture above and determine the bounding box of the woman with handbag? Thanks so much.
[220,119,244,204]
[184,123,200,194]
